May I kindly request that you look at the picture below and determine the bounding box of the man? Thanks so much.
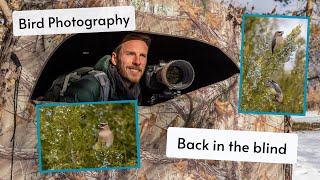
[58,33,151,102]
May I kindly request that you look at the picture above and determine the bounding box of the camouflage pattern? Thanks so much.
[0,0,303,179]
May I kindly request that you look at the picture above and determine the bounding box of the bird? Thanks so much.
[93,123,114,150]
[271,31,284,54]
[271,6,277,14]
[265,80,283,103]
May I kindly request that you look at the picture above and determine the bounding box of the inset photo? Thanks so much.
[36,100,140,173]
[239,14,310,115]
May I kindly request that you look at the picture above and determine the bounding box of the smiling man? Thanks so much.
[55,33,151,102]
[111,36,148,86]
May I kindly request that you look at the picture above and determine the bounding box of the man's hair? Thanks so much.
[113,33,151,55]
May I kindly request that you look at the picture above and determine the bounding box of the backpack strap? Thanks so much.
[60,67,95,97]
[60,72,79,96]
[44,66,110,102]
[88,70,110,101]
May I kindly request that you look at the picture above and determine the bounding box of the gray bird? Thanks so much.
[93,123,114,150]
[265,80,283,103]
[272,31,284,54]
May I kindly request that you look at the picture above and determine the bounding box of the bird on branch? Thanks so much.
[93,123,114,151]
[266,80,283,103]
[272,31,284,54]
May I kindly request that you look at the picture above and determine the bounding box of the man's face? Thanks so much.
[111,39,148,84]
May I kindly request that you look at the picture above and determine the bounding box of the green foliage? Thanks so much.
[40,103,137,170]
[241,17,306,113]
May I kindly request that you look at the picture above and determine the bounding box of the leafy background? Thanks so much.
[39,103,137,170]
[240,16,307,113]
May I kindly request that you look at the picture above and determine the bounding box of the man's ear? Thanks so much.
[111,52,117,66]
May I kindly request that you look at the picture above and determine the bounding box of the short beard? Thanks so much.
[115,65,137,88]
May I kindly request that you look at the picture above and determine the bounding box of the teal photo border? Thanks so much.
[238,14,310,116]
[36,100,141,173]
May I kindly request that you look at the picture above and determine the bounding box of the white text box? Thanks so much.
[166,127,298,164]
[13,6,135,36]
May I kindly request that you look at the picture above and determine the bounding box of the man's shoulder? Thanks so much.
[64,75,100,96]
[61,75,101,102]
[94,55,111,72]
[74,54,112,93]
[76,75,101,88]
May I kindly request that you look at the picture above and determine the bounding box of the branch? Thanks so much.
[141,149,175,164]
[0,145,37,160]
[0,0,12,25]
[308,75,319,81]
[140,149,226,177]
[306,0,313,16]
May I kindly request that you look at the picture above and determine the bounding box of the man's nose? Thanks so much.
[132,55,141,66]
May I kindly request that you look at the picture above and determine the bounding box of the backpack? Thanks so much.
[42,67,110,102]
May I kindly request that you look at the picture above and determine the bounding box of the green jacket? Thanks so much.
[60,55,111,102]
